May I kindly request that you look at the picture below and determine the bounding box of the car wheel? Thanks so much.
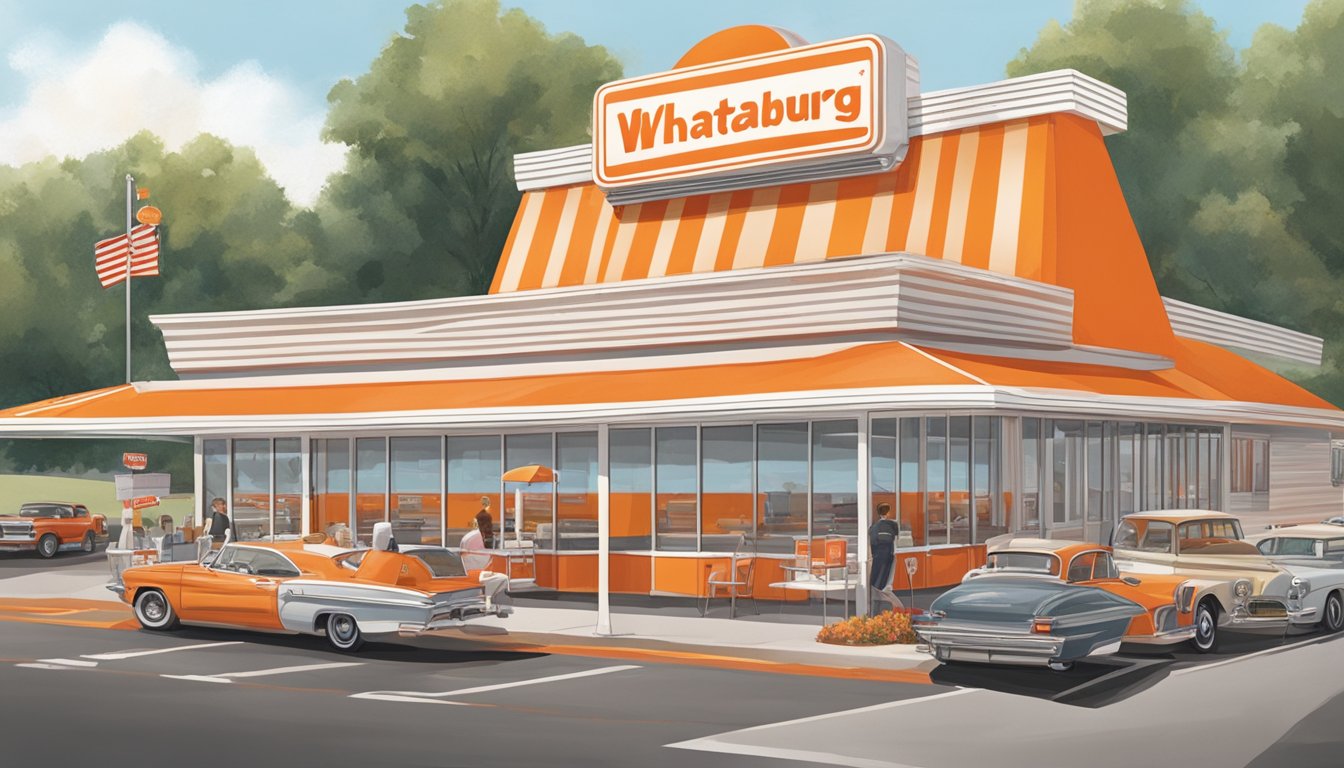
[1321,591,1344,634]
[326,613,364,652]
[1047,660,1074,672]
[1192,600,1219,653]
[81,532,95,553]
[133,589,180,631]
[36,534,59,559]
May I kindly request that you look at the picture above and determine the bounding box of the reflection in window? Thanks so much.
[447,436,500,547]
[701,425,753,552]
[655,427,697,551]
[354,438,386,547]
[972,416,1004,543]
[312,439,350,539]
[899,418,922,545]
[505,434,553,549]
[274,438,302,537]
[1021,419,1041,535]
[948,417,970,544]
[556,432,597,551]
[758,423,808,554]
[203,439,228,526]
[391,437,442,546]
[1231,437,1269,494]
[812,420,857,541]
[610,428,652,551]
[870,418,898,537]
[232,439,271,541]
[926,417,947,546]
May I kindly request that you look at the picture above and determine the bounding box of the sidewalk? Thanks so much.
[0,562,936,679]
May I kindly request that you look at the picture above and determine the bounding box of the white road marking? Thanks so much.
[349,694,471,705]
[666,690,974,768]
[351,664,640,703]
[37,658,99,667]
[16,663,88,671]
[162,661,362,684]
[1172,634,1325,676]
[82,641,243,660]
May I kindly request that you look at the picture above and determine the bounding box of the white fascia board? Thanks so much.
[150,252,1078,376]
[1163,297,1324,367]
[513,68,1127,191]
[3,385,1341,439]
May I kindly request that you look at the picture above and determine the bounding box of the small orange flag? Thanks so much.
[136,188,150,200]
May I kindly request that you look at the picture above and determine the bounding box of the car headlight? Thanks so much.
[1233,579,1252,603]
[1291,576,1311,599]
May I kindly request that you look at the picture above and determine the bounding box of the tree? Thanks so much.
[314,0,623,301]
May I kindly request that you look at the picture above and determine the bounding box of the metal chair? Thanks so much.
[701,554,758,619]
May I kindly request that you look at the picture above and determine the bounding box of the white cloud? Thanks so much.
[0,22,346,206]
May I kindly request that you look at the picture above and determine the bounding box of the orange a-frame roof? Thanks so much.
[1,339,1337,434]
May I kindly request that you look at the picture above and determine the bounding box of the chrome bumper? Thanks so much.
[105,583,126,596]
[1121,625,1197,646]
[1227,599,1290,632]
[1288,606,1319,625]
[396,604,513,637]
[915,626,1064,667]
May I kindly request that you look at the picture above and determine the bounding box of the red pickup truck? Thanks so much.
[0,502,108,558]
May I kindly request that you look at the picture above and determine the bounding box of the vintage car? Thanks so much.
[0,501,108,558]
[914,576,1146,671]
[1251,523,1344,633]
[109,524,511,651]
[960,537,1212,650]
[1111,511,1301,648]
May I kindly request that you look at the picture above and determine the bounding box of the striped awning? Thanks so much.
[492,115,1052,293]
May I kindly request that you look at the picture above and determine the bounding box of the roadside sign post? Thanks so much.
[905,556,918,611]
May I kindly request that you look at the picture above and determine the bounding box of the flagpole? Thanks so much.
[125,174,133,384]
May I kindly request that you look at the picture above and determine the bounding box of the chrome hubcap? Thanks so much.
[143,597,164,622]
[1197,611,1213,643]
[333,617,354,641]
[1329,598,1341,628]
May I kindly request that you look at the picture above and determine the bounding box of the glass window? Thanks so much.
[654,427,697,551]
[1333,443,1344,488]
[1232,437,1269,494]
[1021,419,1041,535]
[1139,521,1174,553]
[758,422,808,554]
[354,437,386,547]
[870,418,898,534]
[899,418,922,545]
[1208,431,1221,510]
[410,548,467,578]
[1118,423,1137,517]
[610,428,652,551]
[972,416,1004,543]
[1093,552,1119,580]
[812,420,857,543]
[948,417,970,544]
[312,439,350,540]
[702,425,754,552]
[391,437,442,546]
[1276,538,1315,557]
[1049,420,1085,531]
[273,438,302,538]
[1145,425,1164,510]
[232,439,271,541]
[1186,429,1199,508]
[203,439,228,526]
[556,432,598,551]
[926,417,948,546]
[1114,519,1140,549]
[984,551,1058,575]
[1067,552,1097,583]
[505,434,553,549]
[447,435,500,548]
[220,547,300,577]
[1086,422,1104,523]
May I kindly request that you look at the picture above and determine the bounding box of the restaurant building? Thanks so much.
[3,26,1341,616]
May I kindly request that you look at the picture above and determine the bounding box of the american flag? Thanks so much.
[94,224,160,288]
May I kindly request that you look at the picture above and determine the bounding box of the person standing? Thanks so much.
[868,502,905,613]
[206,497,231,542]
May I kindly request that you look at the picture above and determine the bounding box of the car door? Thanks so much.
[178,546,296,629]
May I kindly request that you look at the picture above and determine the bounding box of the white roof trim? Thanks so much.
[513,69,1127,192]
[1163,297,1323,367]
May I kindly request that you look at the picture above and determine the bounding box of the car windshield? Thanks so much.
[1177,519,1247,553]
[1118,520,1174,554]
[1274,537,1317,557]
[410,548,467,578]
[983,552,1059,575]
[19,505,67,518]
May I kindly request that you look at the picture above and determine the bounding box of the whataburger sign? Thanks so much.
[594,35,909,199]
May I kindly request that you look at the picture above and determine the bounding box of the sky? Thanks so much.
[0,0,1314,206]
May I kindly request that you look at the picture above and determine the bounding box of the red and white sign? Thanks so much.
[594,35,907,192]
[123,452,148,471]
[131,495,160,510]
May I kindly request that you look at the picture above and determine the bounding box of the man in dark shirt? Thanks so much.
[868,503,905,613]
[206,497,231,541]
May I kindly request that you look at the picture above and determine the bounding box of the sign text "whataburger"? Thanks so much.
[595,36,893,189]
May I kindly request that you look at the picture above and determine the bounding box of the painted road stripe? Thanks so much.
[1172,634,1327,676]
[83,641,243,660]
[351,694,471,705]
[37,658,99,667]
[351,664,641,703]
[16,663,89,671]
[162,661,362,684]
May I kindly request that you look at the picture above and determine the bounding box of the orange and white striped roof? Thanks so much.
[492,116,1052,293]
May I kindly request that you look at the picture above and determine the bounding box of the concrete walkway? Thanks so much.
[0,560,933,676]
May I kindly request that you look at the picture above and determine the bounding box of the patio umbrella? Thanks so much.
[501,464,557,542]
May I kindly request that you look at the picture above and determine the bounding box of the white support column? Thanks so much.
[857,416,871,617]
[1221,424,1232,512]
[300,435,312,536]
[596,423,613,636]
[192,436,204,527]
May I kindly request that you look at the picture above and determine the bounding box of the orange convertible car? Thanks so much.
[110,530,510,652]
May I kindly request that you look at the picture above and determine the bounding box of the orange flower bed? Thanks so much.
[816,610,917,646]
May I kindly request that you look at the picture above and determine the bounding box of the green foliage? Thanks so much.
[1010,0,1344,403]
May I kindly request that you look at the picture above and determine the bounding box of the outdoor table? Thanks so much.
[771,564,854,623]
